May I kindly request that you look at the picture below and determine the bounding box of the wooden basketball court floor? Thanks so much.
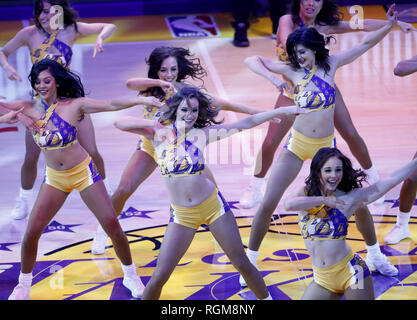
[0,8,416,301]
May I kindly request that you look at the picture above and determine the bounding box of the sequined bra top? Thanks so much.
[293,65,335,111]
[299,203,349,241]
[32,100,77,150]
[31,30,72,68]
[154,123,205,178]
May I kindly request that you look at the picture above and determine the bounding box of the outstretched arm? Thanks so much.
[76,22,117,58]
[327,18,416,34]
[284,195,345,212]
[351,158,417,207]
[77,96,163,114]
[206,105,309,143]
[0,100,33,116]
[0,108,24,124]
[0,100,41,131]
[208,94,264,115]
[0,102,15,114]
[332,4,398,69]
[113,116,156,138]
[284,187,345,211]
[394,55,417,76]
[126,77,175,94]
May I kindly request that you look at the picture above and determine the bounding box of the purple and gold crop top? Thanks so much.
[299,203,349,241]
[294,65,335,112]
[153,123,205,178]
[32,100,77,150]
[31,30,72,68]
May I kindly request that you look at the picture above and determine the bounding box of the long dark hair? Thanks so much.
[290,0,342,26]
[305,147,367,196]
[286,27,332,74]
[161,86,222,128]
[29,59,85,99]
[142,47,207,99]
[34,0,78,33]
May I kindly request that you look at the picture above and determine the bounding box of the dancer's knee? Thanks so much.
[262,138,280,154]
[115,178,136,200]
[230,254,251,272]
[101,217,123,238]
[258,200,278,218]
[338,125,360,142]
[150,268,171,287]
[23,222,43,244]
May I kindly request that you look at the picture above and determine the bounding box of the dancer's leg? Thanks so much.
[240,94,295,209]
[142,222,195,300]
[11,130,41,220]
[384,151,417,244]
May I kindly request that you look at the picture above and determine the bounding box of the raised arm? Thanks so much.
[394,55,417,77]
[244,55,293,89]
[350,157,417,207]
[326,18,415,34]
[76,21,117,58]
[331,4,398,69]
[0,27,31,82]
[77,95,163,114]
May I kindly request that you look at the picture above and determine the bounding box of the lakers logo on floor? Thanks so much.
[1,214,416,299]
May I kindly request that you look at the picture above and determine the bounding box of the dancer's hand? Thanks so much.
[386,4,399,27]
[398,21,417,33]
[5,65,22,82]
[159,80,176,94]
[0,107,23,124]
[278,105,313,116]
[141,96,165,108]
[270,75,287,93]
[92,38,104,58]
[17,112,41,132]
[324,196,345,208]
[294,106,314,115]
